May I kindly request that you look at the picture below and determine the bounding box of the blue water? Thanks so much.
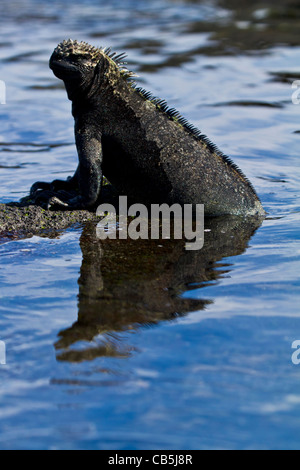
[0,0,300,449]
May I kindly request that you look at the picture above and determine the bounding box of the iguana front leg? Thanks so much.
[31,131,103,210]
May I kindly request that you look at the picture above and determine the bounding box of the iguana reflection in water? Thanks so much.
[55,215,263,362]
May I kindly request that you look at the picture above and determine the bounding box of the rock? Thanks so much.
[0,200,100,239]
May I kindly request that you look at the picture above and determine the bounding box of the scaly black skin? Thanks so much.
[30,39,265,217]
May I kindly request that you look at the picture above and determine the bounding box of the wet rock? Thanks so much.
[0,184,119,239]
[0,200,99,239]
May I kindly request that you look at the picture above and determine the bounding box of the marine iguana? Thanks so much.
[30,39,265,217]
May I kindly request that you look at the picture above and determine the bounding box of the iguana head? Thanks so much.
[50,39,134,100]
[50,39,103,78]
[50,39,106,98]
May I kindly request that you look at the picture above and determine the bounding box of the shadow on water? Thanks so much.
[55,215,263,363]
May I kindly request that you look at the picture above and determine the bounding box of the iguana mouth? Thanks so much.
[49,58,78,75]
